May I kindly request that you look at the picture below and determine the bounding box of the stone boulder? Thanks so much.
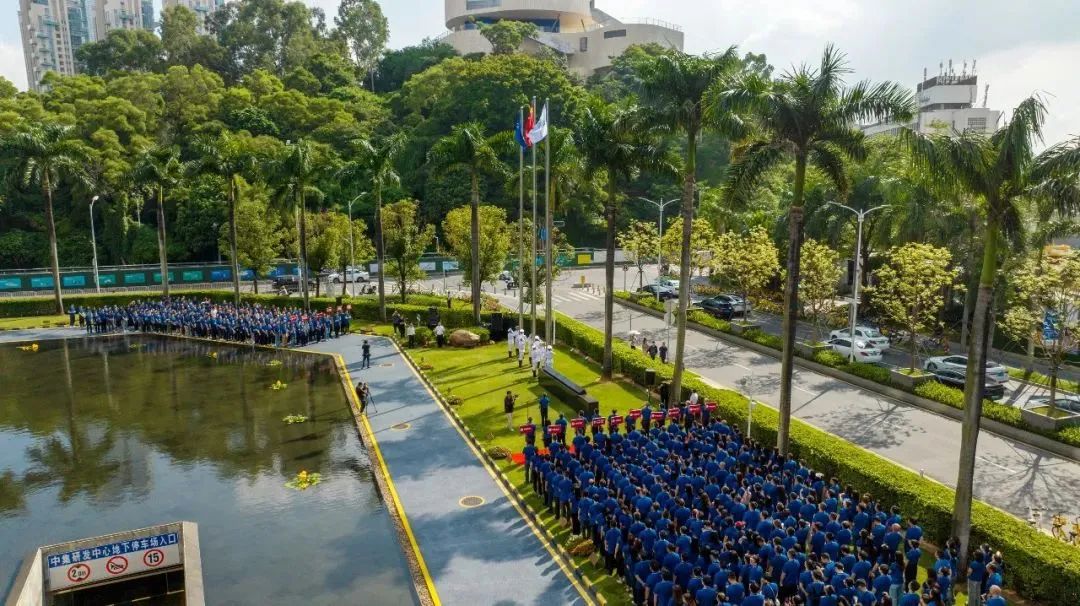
[449,330,481,348]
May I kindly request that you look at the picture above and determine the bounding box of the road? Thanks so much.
[418,265,1080,531]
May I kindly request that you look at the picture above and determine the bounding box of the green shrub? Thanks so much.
[813,349,846,367]
[1007,367,1079,395]
[841,362,892,385]
[688,310,732,333]
[413,327,433,347]
[742,328,782,350]
[542,311,1080,603]
[470,326,491,343]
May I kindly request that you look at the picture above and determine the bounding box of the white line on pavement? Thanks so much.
[977,455,1018,474]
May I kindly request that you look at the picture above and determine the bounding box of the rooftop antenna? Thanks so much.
[948,59,953,77]
[962,60,967,77]
[983,84,990,108]
[939,62,943,77]
[972,59,977,74]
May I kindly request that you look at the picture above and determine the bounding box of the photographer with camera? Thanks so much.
[503,390,518,431]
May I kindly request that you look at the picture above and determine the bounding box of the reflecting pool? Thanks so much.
[0,335,418,605]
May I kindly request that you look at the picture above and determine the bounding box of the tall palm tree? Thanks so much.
[636,48,744,398]
[711,45,914,454]
[268,139,324,311]
[427,123,505,324]
[0,123,89,313]
[541,128,584,340]
[576,98,673,379]
[132,145,183,298]
[190,133,257,305]
[905,99,1080,569]
[339,133,407,321]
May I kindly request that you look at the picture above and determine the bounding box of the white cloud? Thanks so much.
[0,38,28,91]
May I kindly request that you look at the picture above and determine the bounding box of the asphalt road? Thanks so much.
[418,265,1080,532]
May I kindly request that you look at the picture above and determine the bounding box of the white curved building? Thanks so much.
[442,0,684,77]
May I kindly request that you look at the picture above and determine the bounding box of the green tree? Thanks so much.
[798,239,842,343]
[1002,251,1080,410]
[382,199,434,302]
[374,39,457,93]
[131,145,184,297]
[711,227,779,323]
[712,44,914,454]
[75,29,163,77]
[334,0,389,79]
[443,205,511,290]
[576,97,672,380]
[661,217,716,276]
[338,133,407,320]
[189,132,259,304]
[0,123,89,313]
[870,243,959,371]
[635,48,744,404]
[305,211,349,297]
[618,220,660,289]
[478,20,538,55]
[268,139,326,310]
[905,99,1080,561]
[427,123,505,323]
[222,183,281,294]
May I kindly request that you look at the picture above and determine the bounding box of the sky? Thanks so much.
[1,0,1078,145]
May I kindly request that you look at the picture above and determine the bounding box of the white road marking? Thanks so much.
[977,455,1018,474]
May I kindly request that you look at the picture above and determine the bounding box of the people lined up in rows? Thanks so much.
[506,327,555,375]
[519,402,1006,606]
[80,298,352,347]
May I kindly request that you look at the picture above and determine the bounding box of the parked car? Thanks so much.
[931,368,1006,400]
[327,267,370,284]
[698,297,735,320]
[829,326,890,352]
[639,284,677,301]
[1026,394,1080,413]
[708,294,751,316]
[272,275,315,294]
[923,355,1009,384]
[827,337,883,363]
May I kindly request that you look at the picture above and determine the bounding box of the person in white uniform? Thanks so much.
[515,329,527,367]
[507,327,516,359]
[544,345,554,369]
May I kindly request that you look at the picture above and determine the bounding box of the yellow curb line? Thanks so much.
[389,338,599,606]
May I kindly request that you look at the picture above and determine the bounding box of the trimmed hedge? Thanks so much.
[544,311,1080,604]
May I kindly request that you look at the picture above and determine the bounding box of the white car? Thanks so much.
[922,355,1009,384]
[327,267,370,284]
[828,337,883,363]
[657,278,681,291]
[710,294,752,316]
[830,326,890,352]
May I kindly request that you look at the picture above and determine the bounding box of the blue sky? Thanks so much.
[2,0,1078,145]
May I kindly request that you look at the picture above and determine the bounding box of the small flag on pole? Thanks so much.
[514,114,528,150]
[525,103,536,147]
[528,102,549,145]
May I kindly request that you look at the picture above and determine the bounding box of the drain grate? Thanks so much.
[391,423,411,430]
[458,496,485,508]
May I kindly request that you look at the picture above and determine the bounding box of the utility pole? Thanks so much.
[89,195,100,293]
[827,202,890,361]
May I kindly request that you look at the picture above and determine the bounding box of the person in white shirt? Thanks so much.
[406,322,416,347]
[507,327,516,358]
[435,322,446,348]
[689,389,699,406]
[515,330,527,367]
[545,345,554,369]
[531,338,543,377]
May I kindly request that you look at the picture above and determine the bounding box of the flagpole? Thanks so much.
[530,96,538,338]
[544,97,554,344]
[517,106,525,332]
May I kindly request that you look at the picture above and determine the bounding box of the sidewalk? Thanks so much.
[306,336,589,606]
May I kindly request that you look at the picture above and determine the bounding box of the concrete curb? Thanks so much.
[615,297,1080,464]
[392,339,610,606]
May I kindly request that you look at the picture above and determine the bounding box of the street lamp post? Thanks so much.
[89,195,100,293]
[827,202,890,362]
[347,193,365,297]
[639,196,679,302]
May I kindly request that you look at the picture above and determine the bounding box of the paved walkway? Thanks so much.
[306,336,589,606]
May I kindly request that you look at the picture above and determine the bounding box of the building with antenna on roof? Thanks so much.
[862,59,1002,138]
[440,0,684,78]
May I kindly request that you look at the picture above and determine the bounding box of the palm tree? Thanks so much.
[339,133,407,321]
[711,45,914,454]
[636,48,743,398]
[541,127,584,340]
[904,99,1080,569]
[132,145,183,298]
[576,98,673,379]
[428,123,505,324]
[190,133,257,305]
[268,139,325,311]
[0,123,89,313]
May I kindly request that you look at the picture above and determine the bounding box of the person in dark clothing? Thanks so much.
[356,382,370,414]
[361,340,372,369]
[658,342,668,364]
[659,382,670,407]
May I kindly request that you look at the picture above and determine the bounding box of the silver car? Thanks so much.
[923,355,1009,384]
[829,326,890,352]
[1026,395,1080,413]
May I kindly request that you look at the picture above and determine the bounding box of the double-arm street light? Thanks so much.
[347,192,366,297]
[89,195,100,293]
[639,196,679,302]
[826,201,890,361]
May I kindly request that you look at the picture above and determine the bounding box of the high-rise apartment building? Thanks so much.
[95,0,143,40]
[442,0,684,78]
[163,0,225,35]
[19,0,80,90]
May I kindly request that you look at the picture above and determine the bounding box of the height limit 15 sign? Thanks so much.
[44,532,181,592]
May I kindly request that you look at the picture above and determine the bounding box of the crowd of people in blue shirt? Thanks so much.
[74,298,353,347]
[521,402,1008,606]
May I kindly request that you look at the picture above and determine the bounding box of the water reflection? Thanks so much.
[0,335,416,605]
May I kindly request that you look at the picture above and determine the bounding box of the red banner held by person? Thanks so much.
[548,424,564,435]
[519,424,535,435]
[628,409,642,419]
[651,411,666,421]
[667,407,681,418]
[592,417,605,427]
[571,417,586,429]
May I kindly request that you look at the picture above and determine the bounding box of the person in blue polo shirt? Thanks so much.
[538,393,550,425]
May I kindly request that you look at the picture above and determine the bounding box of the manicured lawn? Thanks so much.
[0,315,70,330]
[411,339,645,606]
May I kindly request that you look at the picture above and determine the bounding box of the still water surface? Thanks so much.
[0,335,417,605]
